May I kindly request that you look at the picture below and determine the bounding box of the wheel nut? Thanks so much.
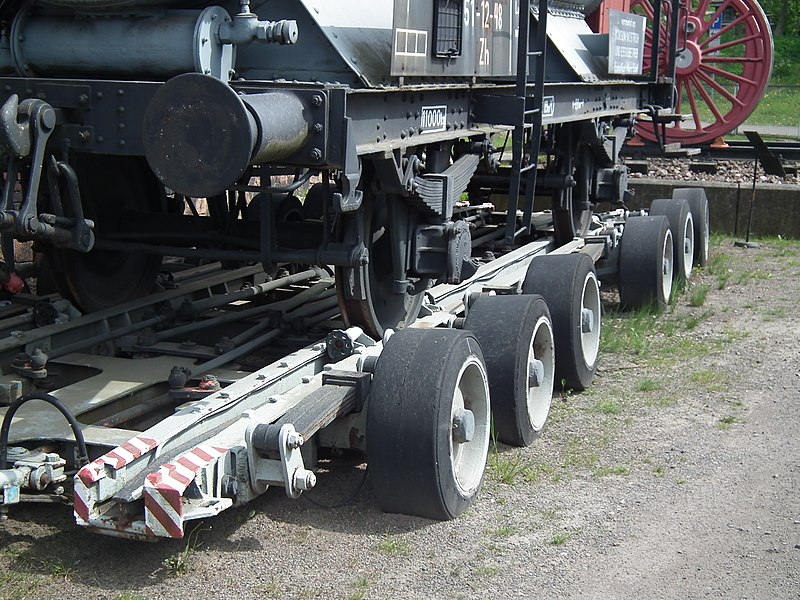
[581,308,594,334]
[293,468,316,491]
[452,408,475,444]
[529,358,545,388]
[286,431,304,449]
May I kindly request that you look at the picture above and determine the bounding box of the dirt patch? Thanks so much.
[1,237,799,600]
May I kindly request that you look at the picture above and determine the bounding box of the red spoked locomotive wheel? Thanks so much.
[631,0,773,146]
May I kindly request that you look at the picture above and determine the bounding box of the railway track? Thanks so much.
[623,140,800,163]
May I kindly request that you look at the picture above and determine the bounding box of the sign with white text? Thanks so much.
[608,10,646,75]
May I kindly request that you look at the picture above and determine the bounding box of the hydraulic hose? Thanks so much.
[0,391,89,469]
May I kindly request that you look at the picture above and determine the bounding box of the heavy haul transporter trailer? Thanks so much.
[0,0,729,538]
[0,195,709,539]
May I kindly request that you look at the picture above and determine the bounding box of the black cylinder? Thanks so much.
[143,73,309,198]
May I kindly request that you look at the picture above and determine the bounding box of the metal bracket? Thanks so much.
[333,118,363,212]
[277,424,315,499]
[0,95,95,253]
[246,422,316,499]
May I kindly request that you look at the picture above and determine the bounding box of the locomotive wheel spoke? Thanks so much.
[703,56,761,64]
[694,0,713,23]
[703,33,761,54]
[701,13,750,47]
[695,70,745,107]
[631,0,772,145]
[704,0,734,34]
[683,78,704,132]
[699,64,757,88]
[691,77,725,124]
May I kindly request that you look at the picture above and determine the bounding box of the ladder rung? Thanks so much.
[527,51,543,57]
[520,164,536,173]
[524,108,540,115]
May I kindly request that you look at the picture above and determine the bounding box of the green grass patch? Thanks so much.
[522,462,556,484]
[349,576,369,600]
[680,309,714,331]
[635,378,660,392]
[762,307,787,322]
[161,526,207,577]
[591,400,622,415]
[717,415,738,430]
[473,565,501,577]
[601,306,660,355]
[488,450,532,485]
[689,369,728,393]
[592,466,630,478]
[549,532,572,546]
[688,284,710,307]
[375,535,411,557]
[744,85,800,127]
[489,524,518,537]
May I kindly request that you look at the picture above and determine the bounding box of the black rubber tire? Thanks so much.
[672,188,709,268]
[367,328,491,520]
[522,253,601,391]
[619,216,673,311]
[44,155,162,312]
[649,197,694,281]
[463,294,555,447]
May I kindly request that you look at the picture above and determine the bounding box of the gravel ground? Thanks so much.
[626,157,799,186]
[1,236,799,600]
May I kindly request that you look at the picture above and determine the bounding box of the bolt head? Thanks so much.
[294,468,316,491]
[287,431,304,449]
[452,408,475,444]
[528,358,545,388]
[581,308,594,334]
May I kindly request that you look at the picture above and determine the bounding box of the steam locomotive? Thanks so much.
[0,0,770,337]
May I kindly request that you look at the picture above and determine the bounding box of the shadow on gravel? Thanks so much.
[1,504,184,593]
[0,451,431,593]
[217,451,433,536]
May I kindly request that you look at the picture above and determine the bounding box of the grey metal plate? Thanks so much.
[392,0,518,77]
[300,0,394,87]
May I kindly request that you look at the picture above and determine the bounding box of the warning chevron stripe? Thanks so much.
[144,445,228,539]
[76,436,158,485]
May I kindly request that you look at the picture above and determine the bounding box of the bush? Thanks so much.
[771,36,800,84]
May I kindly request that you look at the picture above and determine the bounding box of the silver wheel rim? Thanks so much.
[683,212,695,279]
[526,316,555,431]
[702,206,710,263]
[662,229,674,302]
[580,271,601,368]
[450,357,490,495]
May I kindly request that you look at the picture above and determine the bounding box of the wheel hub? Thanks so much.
[675,42,701,76]
[581,307,594,334]
[528,358,545,388]
[452,408,475,444]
